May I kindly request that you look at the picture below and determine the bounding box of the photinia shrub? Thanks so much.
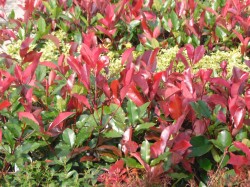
[0,0,250,186]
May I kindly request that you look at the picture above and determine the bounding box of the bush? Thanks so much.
[0,0,250,186]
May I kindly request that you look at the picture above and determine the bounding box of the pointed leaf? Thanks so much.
[62,128,76,148]
[141,140,151,163]
[48,112,75,131]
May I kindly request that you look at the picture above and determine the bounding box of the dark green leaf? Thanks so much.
[211,130,232,151]
[189,136,213,157]
[198,158,212,171]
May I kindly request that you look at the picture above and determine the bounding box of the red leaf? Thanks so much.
[73,94,91,109]
[233,141,250,159]
[67,56,90,90]
[233,107,246,129]
[69,146,90,157]
[23,52,42,84]
[126,84,146,106]
[18,112,40,126]
[80,156,96,162]
[20,37,33,58]
[42,34,60,48]
[40,61,57,69]
[110,80,119,99]
[123,127,133,142]
[123,140,138,154]
[48,112,75,131]
[97,145,122,157]
[217,111,227,123]
[133,71,149,95]
[193,45,205,64]
[228,152,248,166]
[169,94,182,120]
[193,119,209,135]
[121,47,134,65]
[185,44,194,61]
[109,159,124,173]
[172,140,192,154]
[151,126,173,158]
[0,100,11,111]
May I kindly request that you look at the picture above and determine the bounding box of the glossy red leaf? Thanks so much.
[0,100,11,111]
[20,37,33,58]
[23,52,42,84]
[193,45,205,64]
[126,84,146,107]
[169,94,182,120]
[133,72,149,95]
[110,80,119,99]
[233,107,246,129]
[193,119,209,135]
[123,127,133,142]
[48,112,75,131]
[73,94,91,109]
[67,56,90,90]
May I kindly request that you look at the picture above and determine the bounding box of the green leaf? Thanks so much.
[55,95,66,112]
[103,130,123,138]
[123,157,144,169]
[129,20,140,30]
[169,172,189,180]
[150,151,171,166]
[62,128,76,148]
[189,136,213,157]
[37,17,46,34]
[211,130,232,151]
[190,100,211,119]
[170,10,179,30]
[215,26,227,41]
[211,147,221,162]
[135,122,155,132]
[198,158,212,171]
[138,102,150,118]
[75,127,92,146]
[36,65,47,82]
[127,99,139,125]
[141,140,150,163]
